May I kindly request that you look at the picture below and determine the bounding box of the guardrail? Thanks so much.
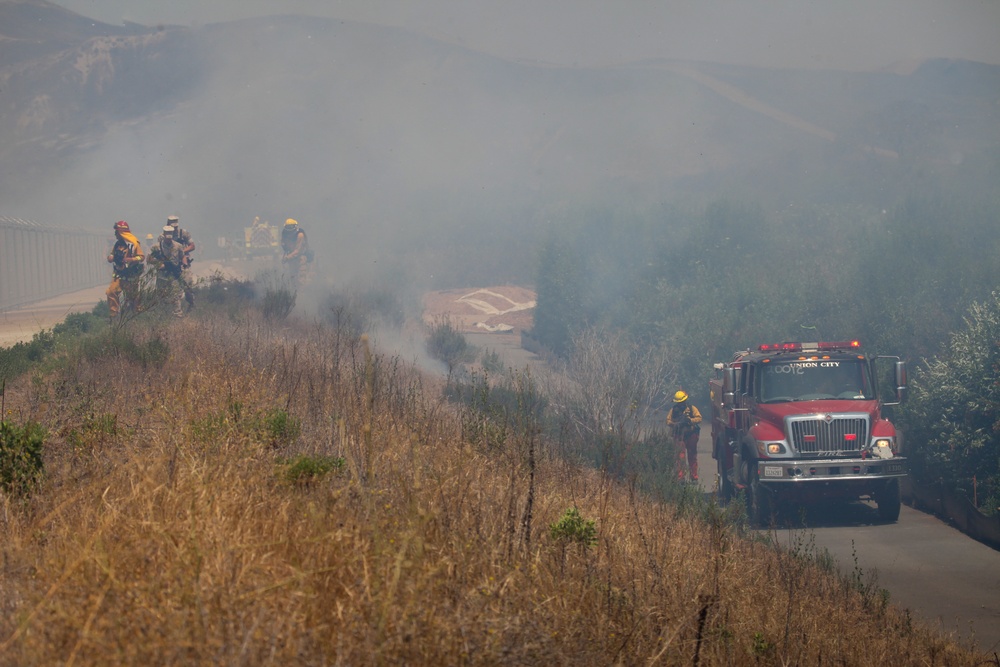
[0,217,108,312]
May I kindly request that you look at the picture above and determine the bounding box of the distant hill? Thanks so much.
[2,0,999,278]
[0,0,134,62]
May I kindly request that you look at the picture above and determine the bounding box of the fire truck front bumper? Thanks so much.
[757,457,906,483]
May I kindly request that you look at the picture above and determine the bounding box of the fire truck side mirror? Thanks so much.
[895,360,907,403]
[723,367,737,408]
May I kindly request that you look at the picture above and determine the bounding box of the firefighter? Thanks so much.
[280,218,312,286]
[148,225,188,317]
[165,215,195,310]
[667,390,702,482]
[106,220,145,320]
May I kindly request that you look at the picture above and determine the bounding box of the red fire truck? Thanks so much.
[709,340,908,525]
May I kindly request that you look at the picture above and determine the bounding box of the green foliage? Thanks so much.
[65,413,120,452]
[0,334,52,384]
[52,311,102,337]
[260,408,302,449]
[750,631,774,659]
[900,291,1000,512]
[77,330,169,370]
[0,307,109,384]
[191,402,301,450]
[548,507,597,548]
[0,418,45,497]
[426,318,475,371]
[279,454,345,484]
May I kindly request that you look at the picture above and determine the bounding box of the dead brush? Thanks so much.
[0,302,990,665]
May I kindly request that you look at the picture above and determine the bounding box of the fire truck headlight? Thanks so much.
[766,443,785,455]
[871,440,894,459]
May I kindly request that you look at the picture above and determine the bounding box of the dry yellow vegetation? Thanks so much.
[0,304,987,665]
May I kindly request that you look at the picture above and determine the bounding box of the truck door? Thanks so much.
[737,362,754,434]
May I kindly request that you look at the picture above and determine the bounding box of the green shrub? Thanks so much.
[0,331,57,383]
[52,311,101,337]
[259,408,302,448]
[66,413,119,452]
[78,330,169,370]
[0,306,112,384]
[426,318,475,371]
[0,419,45,497]
[279,454,345,484]
[549,507,597,548]
[900,290,1000,511]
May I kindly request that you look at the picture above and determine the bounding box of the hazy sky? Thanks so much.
[52,0,1000,71]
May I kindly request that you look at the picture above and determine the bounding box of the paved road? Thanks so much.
[696,436,1000,652]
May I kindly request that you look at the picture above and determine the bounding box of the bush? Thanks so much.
[549,506,597,548]
[480,347,504,375]
[0,419,45,497]
[77,330,170,370]
[279,454,345,484]
[259,408,302,449]
[52,311,102,337]
[900,291,1000,512]
[0,308,109,384]
[426,317,475,371]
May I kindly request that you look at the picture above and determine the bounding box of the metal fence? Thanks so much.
[0,217,108,312]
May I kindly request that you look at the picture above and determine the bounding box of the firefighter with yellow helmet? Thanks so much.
[280,218,313,286]
[667,389,703,482]
[106,220,145,320]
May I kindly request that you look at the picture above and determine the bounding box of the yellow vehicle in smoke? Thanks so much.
[244,216,280,259]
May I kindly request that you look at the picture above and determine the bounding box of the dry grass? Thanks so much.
[0,307,989,665]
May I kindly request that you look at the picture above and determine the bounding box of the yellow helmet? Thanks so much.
[285,218,298,227]
[673,390,688,403]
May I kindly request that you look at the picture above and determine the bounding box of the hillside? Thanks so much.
[0,286,988,664]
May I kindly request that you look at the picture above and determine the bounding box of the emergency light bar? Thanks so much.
[758,340,861,352]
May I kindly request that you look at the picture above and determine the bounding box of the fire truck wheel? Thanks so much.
[741,457,772,527]
[717,456,734,503]
[875,478,901,522]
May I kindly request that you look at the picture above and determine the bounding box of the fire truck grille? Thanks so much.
[788,416,869,456]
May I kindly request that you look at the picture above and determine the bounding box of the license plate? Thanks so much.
[886,462,903,474]
[763,466,783,478]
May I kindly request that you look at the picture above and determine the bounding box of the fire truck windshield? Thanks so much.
[758,359,874,403]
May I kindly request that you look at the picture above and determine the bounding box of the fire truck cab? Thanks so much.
[709,340,908,526]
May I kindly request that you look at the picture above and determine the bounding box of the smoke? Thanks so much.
[9,6,1000,362]
[13,14,716,297]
